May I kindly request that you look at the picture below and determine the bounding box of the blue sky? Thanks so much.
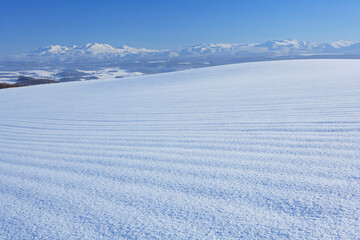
[1,0,360,55]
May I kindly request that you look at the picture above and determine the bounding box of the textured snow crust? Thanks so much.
[0,60,360,239]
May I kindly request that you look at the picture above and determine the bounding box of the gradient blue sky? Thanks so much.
[1,0,360,56]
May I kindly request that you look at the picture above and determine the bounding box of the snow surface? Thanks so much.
[0,60,360,239]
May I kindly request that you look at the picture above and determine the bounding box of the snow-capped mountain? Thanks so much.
[173,39,360,57]
[319,40,354,49]
[4,39,360,62]
[253,40,317,54]
[175,43,253,56]
[313,40,355,52]
[27,43,169,60]
[340,41,360,53]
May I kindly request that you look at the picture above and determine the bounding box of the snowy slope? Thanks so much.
[0,60,360,239]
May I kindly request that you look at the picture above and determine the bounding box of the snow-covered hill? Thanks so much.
[0,60,360,239]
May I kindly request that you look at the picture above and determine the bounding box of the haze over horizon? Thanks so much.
[1,0,360,56]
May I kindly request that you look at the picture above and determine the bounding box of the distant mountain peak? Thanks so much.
[81,43,118,54]
[8,39,360,62]
[328,40,354,48]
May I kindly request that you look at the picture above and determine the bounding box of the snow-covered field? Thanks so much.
[0,67,142,83]
[0,60,359,239]
[78,68,143,81]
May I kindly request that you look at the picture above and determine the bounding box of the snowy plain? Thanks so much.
[0,59,360,239]
[0,68,143,84]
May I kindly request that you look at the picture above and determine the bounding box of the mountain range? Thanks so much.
[6,39,360,62]
[2,39,360,86]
